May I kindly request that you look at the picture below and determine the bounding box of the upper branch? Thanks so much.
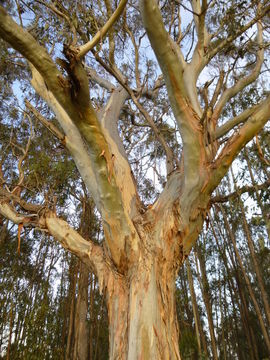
[35,0,77,42]
[190,0,211,56]
[208,94,270,193]
[215,103,260,139]
[211,178,270,203]
[188,0,212,82]
[123,84,175,175]
[86,65,115,92]
[189,2,270,83]
[212,20,264,121]
[207,3,270,61]
[78,0,128,59]
[0,6,67,107]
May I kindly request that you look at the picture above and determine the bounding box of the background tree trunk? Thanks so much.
[196,244,219,360]
[73,262,89,360]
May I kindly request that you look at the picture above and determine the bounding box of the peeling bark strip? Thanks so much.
[0,1,270,359]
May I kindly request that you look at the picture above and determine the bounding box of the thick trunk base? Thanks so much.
[106,259,181,360]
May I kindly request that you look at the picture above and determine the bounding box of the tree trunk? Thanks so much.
[89,273,95,360]
[105,256,181,360]
[233,183,270,327]
[211,217,252,359]
[195,244,219,360]
[220,205,270,355]
[244,148,270,242]
[216,213,259,360]
[73,262,89,360]
[186,258,201,355]
[66,261,78,359]
[6,303,13,360]
[186,257,208,357]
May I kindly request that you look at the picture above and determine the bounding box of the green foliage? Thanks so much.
[179,329,198,360]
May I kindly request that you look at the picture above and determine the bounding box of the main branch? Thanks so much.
[140,0,205,201]
[0,6,141,270]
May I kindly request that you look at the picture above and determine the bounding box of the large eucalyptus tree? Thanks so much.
[0,0,269,358]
